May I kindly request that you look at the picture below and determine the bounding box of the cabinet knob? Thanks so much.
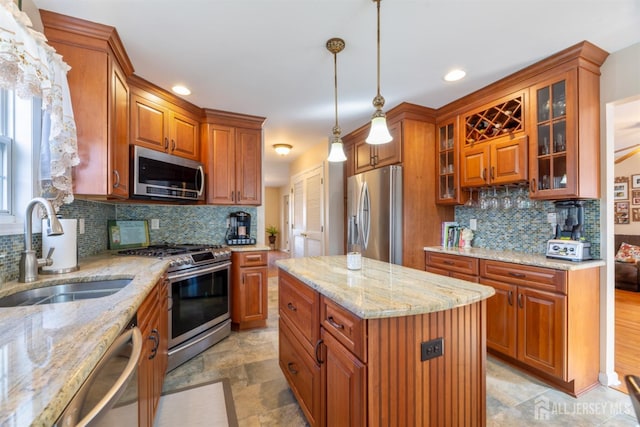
[287,362,298,374]
[287,302,297,312]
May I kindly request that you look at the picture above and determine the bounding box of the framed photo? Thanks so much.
[632,189,640,205]
[633,174,640,189]
[633,208,640,222]
[615,201,630,224]
[614,182,628,200]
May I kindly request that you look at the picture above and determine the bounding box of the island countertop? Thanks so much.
[275,255,495,319]
[0,254,168,426]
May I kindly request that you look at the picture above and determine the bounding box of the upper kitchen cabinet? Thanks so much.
[460,91,529,188]
[343,103,454,270]
[351,122,402,175]
[40,10,134,199]
[435,116,467,205]
[527,45,607,200]
[129,76,201,161]
[202,109,266,206]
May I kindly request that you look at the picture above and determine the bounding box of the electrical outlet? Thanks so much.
[469,218,477,231]
[151,219,160,230]
[79,218,85,234]
[421,337,444,361]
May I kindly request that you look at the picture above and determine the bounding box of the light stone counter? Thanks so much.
[275,255,495,319]
[423,246,605,271]
[229,244,271,252]
[0,254,168,426]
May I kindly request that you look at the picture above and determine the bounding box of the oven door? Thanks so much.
[167,261,231,349]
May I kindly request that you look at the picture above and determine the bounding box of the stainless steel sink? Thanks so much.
[0,279,132,307]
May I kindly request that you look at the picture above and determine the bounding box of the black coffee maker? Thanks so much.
[226,211,256,245]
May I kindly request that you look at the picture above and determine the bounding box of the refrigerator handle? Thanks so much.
[358,182,370,250]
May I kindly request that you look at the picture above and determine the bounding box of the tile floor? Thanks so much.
[162,277,638,426]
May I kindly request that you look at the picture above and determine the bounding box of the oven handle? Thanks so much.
[167,261,231,282]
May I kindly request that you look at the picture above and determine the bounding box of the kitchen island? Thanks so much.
[0,255,168,426]
[276,255,495,426]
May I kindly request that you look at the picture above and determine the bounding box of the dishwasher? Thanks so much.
[55,321,142,427]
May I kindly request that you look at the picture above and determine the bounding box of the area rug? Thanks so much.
[95,378,238,427]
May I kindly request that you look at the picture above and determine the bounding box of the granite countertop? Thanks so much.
[423,246,605,271]
[276,255,495,319]
[0,254,168,426]
[229,244,271,252]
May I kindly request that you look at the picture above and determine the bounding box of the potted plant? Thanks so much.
[266,225,279,245]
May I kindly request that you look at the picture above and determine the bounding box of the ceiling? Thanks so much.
[31,0,640,186]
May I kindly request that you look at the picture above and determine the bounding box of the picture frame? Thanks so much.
[633,208,640,222]
[614,182,629,200]
[615,201,630,224]
[633,174,640,189]
[632,189,640,205]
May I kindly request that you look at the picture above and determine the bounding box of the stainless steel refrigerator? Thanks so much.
[346,165,402,264]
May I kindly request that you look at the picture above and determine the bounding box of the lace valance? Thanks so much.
[0,0,79,210]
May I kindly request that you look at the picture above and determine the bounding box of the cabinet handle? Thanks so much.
[287,302,297,312]
[518,293,523,309]
[327,316,344,330]
[246,255,262,261]
[237,191,240,202]
[315,339,324,365]
[482,168,486,180]
[491,167,495,180]
[112,170,120,188]
[507,290,513,306]
[148,328,159,359]
[164,137,169,150]
[231,191,235,202]
[287,362,298,374]
[172,139,176,151]
[443,260,455,266]
[509,272,526,278]
[530,179,536,193]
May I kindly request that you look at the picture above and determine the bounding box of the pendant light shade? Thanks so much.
[326,37,347,163]
[366,0,392,145]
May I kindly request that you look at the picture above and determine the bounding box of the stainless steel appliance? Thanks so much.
[119,244,231,371]
[546,200,592,261]
[132,145,205,201]
[546,239,592,261]
[347,165,402,264]
[226,211,256,245]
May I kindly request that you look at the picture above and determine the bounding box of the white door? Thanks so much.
[290,165,324,258]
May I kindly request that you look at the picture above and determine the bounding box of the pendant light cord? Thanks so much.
[376,0,381,98]
[334,51,339,130]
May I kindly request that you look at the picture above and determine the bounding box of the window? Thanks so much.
[0,89,13,215]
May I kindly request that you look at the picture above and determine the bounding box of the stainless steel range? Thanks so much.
[119,244,232,371]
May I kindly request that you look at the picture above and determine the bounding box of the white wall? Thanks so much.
[289,140,344,255]
[599,41,640,386]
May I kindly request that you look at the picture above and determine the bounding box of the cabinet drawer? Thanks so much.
[425,252,479,276]
[480,260,566,294]
[279,319,322,426]
[320,296,366,362]
[279,270,320,354]
[234,251,267,267]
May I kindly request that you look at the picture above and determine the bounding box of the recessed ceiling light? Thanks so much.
[172,85,191,96]
[444,69,466,82]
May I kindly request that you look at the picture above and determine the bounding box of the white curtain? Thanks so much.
[0,0,78,210]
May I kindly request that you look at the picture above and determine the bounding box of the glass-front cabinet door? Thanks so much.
[529,70,577,199]
[436,117,465,205]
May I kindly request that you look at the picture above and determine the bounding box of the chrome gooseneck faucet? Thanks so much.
[19,197,64,283]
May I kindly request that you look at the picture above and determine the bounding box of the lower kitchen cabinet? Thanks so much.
[425,251,479,282]
[278,269,487,426]
[231,250,268,330]
[137,275,168,427]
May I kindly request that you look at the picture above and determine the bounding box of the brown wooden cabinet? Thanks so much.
[202,110,265,206]
[528,63,604,199]
[352,122,402,175]
[279,268,487,426]
[137,275,168,427]
[129,82,200,161]
[231,250,268,330]
[343,103,454,270]
[436,117,467,205]
[41,11,134,199]
[424,251,479,283]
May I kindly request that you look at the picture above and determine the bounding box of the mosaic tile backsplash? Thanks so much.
[454,190,600,259]
[0,200,257,283]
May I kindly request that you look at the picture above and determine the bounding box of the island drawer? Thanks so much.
[425,252,479,276]
[234,251,267,267]
[320,296,366,362]
[480,260,567,294]
[279,270,320,353]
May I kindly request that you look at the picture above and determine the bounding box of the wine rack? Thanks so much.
[464,95,524,146]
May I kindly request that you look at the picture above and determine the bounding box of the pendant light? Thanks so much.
[326,37,347,163]
[365,0,393,145]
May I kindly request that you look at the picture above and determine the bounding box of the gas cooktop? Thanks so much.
[118,244,227,257]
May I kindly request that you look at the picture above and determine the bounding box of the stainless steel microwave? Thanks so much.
[132,145,205,201]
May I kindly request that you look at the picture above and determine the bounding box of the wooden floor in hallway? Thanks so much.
[613,288,640,394]
[267,250,290,277]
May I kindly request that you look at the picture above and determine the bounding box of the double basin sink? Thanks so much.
[0,279,132,307]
